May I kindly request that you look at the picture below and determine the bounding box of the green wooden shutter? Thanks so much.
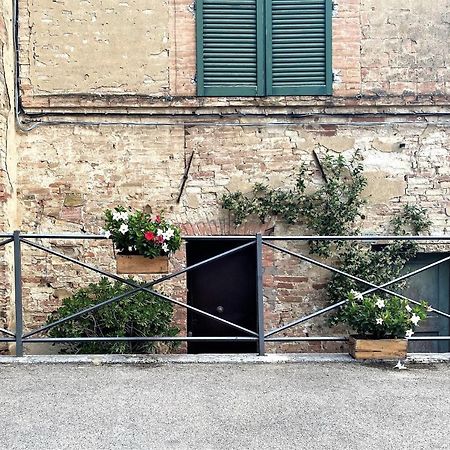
[196,0,265,96]
[266,0,332,95]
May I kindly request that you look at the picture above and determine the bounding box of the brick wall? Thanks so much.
[11,122,449,352]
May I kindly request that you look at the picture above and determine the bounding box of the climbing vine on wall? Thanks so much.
[221,152,432,307]
[222,152,367,256]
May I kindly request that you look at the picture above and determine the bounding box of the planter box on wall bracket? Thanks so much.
[348,336,407,360]
[116,255,169,274]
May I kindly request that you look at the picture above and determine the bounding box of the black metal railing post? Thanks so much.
[13,230,23,357]
[256,233,265,356]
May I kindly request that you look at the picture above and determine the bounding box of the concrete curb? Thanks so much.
[0,353,354,365]
[0,352,449,365]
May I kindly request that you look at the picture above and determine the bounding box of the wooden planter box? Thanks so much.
[349,336,407,360]
[116,255,169,274]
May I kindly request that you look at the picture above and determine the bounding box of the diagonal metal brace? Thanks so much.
[21,238,258,338]
[264,241,450,337]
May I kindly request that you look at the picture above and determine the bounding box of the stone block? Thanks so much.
[362,172,406,204]
[63,193,85,207]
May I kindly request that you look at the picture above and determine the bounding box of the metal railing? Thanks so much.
[1,231,450,356]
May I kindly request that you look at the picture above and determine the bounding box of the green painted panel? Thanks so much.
[196,0,259,96]
[402,254,450,353]
[197,0,333,97]
[267,0,332,95]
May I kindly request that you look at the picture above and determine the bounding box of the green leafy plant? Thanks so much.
[340,291,428,339]
[391,204,432,235]
[327,204,431,311]
[103,206,182,259]
[221,153,367,256]
[47,278,179,354]
[221,152,433,335]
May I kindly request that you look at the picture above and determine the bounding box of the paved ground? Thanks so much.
[1,362,450,450]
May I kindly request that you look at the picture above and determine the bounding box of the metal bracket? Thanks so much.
[332,1,339,16]
[177,151,195,203]
[188,1,195,16]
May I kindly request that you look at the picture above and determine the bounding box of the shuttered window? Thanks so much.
[196,0,332,96]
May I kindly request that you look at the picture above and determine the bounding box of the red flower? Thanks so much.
[155,215,161,223]
[144,231,155,241]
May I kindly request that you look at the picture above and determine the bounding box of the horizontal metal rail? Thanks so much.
[12,233,450,241]
[23,336,259,343]
[0,231,449,357]
[263,242,450,338]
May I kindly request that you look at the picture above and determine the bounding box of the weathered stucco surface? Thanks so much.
[17,0,450,105]
[0,0,449,353]
[24,0,170,95]
[360,0,450,96]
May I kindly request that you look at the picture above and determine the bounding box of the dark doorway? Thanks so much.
[402,253,450,353]
[186,239,257,353]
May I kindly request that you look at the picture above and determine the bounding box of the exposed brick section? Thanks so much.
[7,123,448,353]
[332,0,362,97]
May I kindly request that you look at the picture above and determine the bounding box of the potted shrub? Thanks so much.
[340,291,429,360]
[103,206,182,274]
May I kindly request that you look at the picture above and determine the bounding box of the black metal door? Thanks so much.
[186,239,257,353]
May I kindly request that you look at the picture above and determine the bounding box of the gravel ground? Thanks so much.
[1,362,449,450]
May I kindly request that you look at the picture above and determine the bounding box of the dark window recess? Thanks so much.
[196,0,333,96]
[401,253,450,353]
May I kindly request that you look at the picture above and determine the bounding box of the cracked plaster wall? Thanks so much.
[21,0,170,96]
[17,0,450,104]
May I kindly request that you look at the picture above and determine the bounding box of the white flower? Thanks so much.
[405,329,414,338]
[128,246,133,252]
[410,314,421,326]
[104,231,111,239]
[376,318,383,325]
[119,223,129,234]
[350,290,364,301]
[405,304,412,313]
[427,305,433,312]
[394,361,407,370]
[120,211,129,221]
[162,243,169,253]
[375,299,385,309]
[112,211,122,221]
[157,229,164,237]
[162,228,175,241]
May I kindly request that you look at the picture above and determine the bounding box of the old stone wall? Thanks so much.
[0,0,449,353]
[18,0,450,108]
[0,31,9,343]
[11,122,450,352]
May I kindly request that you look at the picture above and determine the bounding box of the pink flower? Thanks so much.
[155,215,161,223]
